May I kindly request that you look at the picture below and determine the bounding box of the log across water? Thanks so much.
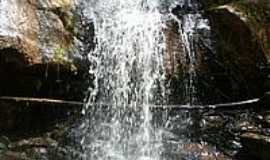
[0,96,261,111]
[0,95,267,138]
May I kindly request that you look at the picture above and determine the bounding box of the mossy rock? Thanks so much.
[208,1,270,62]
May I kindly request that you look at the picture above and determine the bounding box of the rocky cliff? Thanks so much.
[0,0,92,101]
[166,0,270,104]
[206,0,270,102]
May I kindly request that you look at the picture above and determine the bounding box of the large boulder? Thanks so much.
[0,0,92,101]
[0,0,40,64]
[0,0,94,137]
[164,0,270,104]
[201,0,270,103]
[207,0,270,62]
[238,132,270,160]
[0,0,77,65]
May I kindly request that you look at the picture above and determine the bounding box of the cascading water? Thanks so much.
[81,1,166,159]
[169,0,211,104]
[78,0,211,160]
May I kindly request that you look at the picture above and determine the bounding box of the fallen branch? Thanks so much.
[0,96,260,111]
[0,96,83,108]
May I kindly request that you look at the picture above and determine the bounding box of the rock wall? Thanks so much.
[205,0,270,102]
[0,0,79,65]
[0,0,39,64]
[204,0,270,61]
[165,0,270,104]
[0,0,93,101]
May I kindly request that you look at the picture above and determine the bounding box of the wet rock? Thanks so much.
[258,92,270,109]
[1,151,29,160]
[0,136,11,148]
[0,0,85,66]
[164,0,270,104]
[0,96,81,135]
[238,132,270,160]
[10,137,58,149]
[164,3,214,104]
[0,123,69,160]
[0,136,10,158]
[0,0,40,64]
[263,111,270,125]
[213,2,270,62]
[258,109,270,128]
[0,0,92,104]
[181,143,229,160]
[204,1,270,103]
[164,21,184,78]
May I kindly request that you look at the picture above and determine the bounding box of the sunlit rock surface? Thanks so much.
[0,0,39,64]
[0,0,77,65]
[0,0,90,132]
[0,0,91,100]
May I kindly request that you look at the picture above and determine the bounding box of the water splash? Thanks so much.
[81,1,167,160]
[169,0,211,104]
[80,0,211,160]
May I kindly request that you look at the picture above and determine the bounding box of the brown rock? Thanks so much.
[164,21,184,77]
[204,3,269,101]
[181,143,229,160]
[239,132,270,160]
[0,0,76,65]
[0,0,40,64]
[1,151,29,160]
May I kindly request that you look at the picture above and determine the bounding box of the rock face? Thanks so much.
[0,0,92,101]
[205,0,270,102]
[165,0,270,104]
[0,0,91,133]
[0,0,40,64]
[164,1,214,104]
[164,0,270,104]
[207,0,270,63]
[0,0,77,65]
[238,132,270,160]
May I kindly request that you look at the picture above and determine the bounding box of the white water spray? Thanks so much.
[169,1,211,104]
[80,0,211,160]
[82,1,166,160]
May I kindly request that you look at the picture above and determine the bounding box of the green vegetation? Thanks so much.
[53,45,66,63]
[52,45,77,72]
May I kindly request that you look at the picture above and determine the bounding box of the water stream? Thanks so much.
[80,0,211,160]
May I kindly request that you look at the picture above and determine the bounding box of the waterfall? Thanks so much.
[169,0,211,104]
[79,0,211,160]
[81,1,166,159]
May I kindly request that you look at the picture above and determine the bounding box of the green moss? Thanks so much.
[64,13,75,34]
[53,45,66,62]
[52,45,78,72]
